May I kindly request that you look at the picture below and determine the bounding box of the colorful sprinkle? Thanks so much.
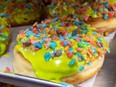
[44,52,51,62]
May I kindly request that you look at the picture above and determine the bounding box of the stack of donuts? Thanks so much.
[0,0,115,85]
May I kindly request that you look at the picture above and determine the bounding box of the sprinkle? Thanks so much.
[49,41,57,49]
[54,50,62,57]
[67,52,73,58]
[73,14,77,18]
[44,52,51,62]
[23,40,31,46]
[64,46,70,52]
[49,4,55,9]
[34,43,42,49]
[37,24,42,29]
[67,41,72,47]
[0,26,4,30]
[75,37,80,42]
[79,65,85,72]
[1,14,8,18]
[25,4,32,9]
[87,61,91,65]
[68,59,76,66]
[60,82,74,87]
[103,14,108,20]
[64,41,68,46]
[5,67,10,73]
[26,30,33,36]
[69,47,73,53]
[76,48,83,52]
[42,23,47,28]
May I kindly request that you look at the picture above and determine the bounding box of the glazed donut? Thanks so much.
[0,17,10,56]
[13,16,109,84]
[48,0,116,33]
[0,0,43,26]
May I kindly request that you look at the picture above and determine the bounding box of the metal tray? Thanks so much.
[0,26,115,87]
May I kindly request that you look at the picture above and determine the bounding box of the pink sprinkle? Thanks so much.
[45,38,51,43]
[67,41,72,47]
[33,47,38,51]
[67,52,73,58]
[108,11,114,18]
[78,57,82,61]
[103,11,108,14]
[44,19,52,24]
[84,16,89,21]
[5,67,10,73]
[60,41,64,46]
[76,37,80,42]
[76,48,83,52]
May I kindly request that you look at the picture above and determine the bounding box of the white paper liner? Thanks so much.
[0,26,115,87]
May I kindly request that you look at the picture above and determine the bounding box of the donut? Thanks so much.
[48,0,116,33]
[13,16,109,84]
[0,0,43,26]
[0,17,10,56]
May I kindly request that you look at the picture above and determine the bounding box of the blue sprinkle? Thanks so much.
[64,41,68,46]
[60,23,63,26]
[97,38,102,42]
[67,33,72,38]
[73,5,78,9]
[44,52,51,62]
[83,30,88,34]
[0,34,8,39]
[54,28,58,31]
[73,14,77,18]
[34,34,40,38]
[49,5,55,9]
[73,21,80,26]
[92,46,97,53]
[92,32,97,35]
[81,55,85,60]
[37,24,42,29]
[25,11,30,14]
[49,41,57,49]
[108,47,110,54]
[87,61,91,66]
[25,4,32,9]
[26,30,33,36]
[76,52,81,58]
[40,39,45,44]
[104,2,109,8]
[53,17,60,22]
[60,82,74,87]
[42,23,47,28]
[72,31,77,36]
[69,47,73,53]
[0,26,4,30]
[103,14,108,20]
[59,35,65,40]
[79,65,85,72]
[1,14,8,18]
[79,21,84,25]
[68,59,76,66]
[71,36,76,40]
[85,42,90,45]
[34,43,42,49]
[42,31,46,34]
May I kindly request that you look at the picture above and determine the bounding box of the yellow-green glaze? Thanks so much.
[0,17,10,56]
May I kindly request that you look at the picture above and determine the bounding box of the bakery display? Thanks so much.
[0,17,10,56]
[13,16,109,84]
[48,0,116,33]
[0,0,43,26]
